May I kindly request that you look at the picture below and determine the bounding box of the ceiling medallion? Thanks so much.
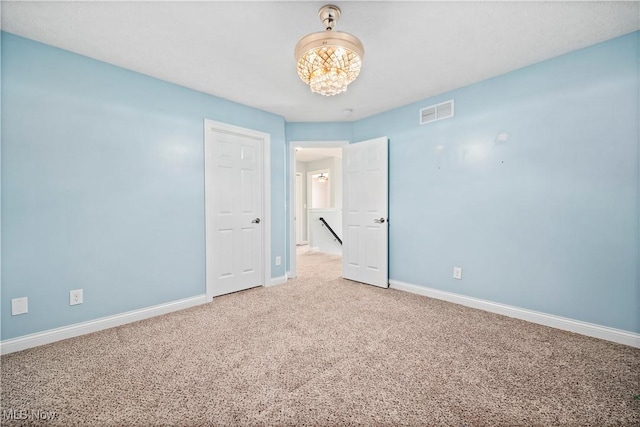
[294,5,365,96]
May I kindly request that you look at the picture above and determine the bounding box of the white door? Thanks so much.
[205,121,267,298]
[342,137,389,288]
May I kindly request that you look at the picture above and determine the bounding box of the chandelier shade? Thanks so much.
[315,173,329,183]
[294,5,364,96]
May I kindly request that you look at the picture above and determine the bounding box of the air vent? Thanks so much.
[420,100,454,125]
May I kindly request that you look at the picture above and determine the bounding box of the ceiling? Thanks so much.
[296,147,343,163]
[1,1,638,122]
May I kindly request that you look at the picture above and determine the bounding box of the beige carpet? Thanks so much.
[1,251,639,426]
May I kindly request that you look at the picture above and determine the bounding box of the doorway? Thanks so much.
[289,141,348,278]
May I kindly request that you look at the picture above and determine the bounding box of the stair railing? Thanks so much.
[318,217,342,245]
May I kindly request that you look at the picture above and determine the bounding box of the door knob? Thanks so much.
[252,218,261,224]
[373,217,385,223]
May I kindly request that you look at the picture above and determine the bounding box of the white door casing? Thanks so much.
[296,173,304,244]
[342,137,389,288]
[204,120,271,300]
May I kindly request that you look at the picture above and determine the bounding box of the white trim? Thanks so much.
[204,119,271,301]
[289,140,349,279]
[389,280,640,348]
[0,295,207,355]
[266,275,288,287]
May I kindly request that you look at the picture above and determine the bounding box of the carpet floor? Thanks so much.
[1,251,639,426]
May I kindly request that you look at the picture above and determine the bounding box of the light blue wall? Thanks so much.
[353,32,639,333]
[1,33,287,340]
[3,30,638,341]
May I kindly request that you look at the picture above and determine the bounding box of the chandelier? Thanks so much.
[315,173,329,184]
[294,5,365,96]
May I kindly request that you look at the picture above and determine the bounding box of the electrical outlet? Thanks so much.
[11,297,28,316]
[453,266,463,280]
[275,256,281,266]
[70,289,83,306]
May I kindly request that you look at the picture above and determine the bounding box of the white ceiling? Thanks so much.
[1,1,638,122]
[296,147,343,163]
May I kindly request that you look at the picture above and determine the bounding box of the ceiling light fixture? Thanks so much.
[315,173,329,183]
[294,4,364,96]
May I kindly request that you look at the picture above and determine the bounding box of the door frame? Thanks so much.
[204,119,271,301]
[289,140,348,279]
[295,173,305,244]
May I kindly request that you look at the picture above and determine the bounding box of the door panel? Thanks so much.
[346,226,360,267]
[240,170,254,212]
[218,229,234,278]
[219,168,234,213]
[365,227,379,269]
[342,137,389,288]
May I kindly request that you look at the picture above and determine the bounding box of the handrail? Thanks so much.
[319,217,342,245]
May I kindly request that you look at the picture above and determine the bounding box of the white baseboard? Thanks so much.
[0,295,207,355]
[266,274,288,287]
[389,280,640,348]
